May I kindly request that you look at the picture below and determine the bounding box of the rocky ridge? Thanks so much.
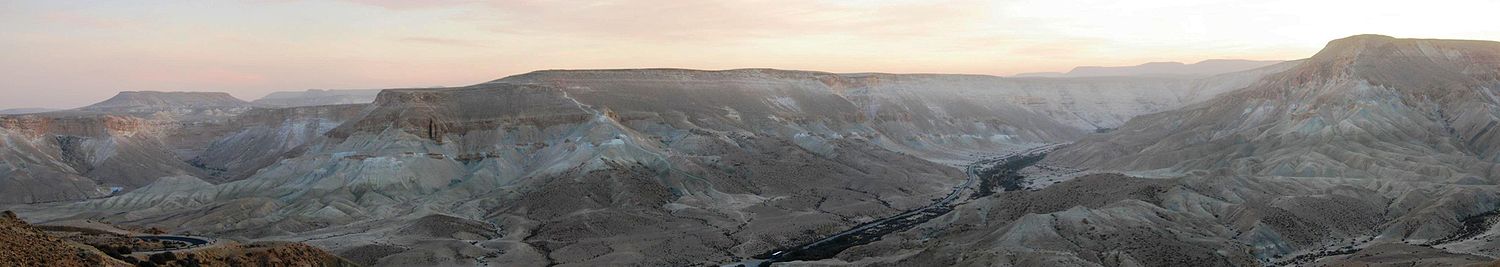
[1016,59,1285,78]
[4,66,1290,266]
[17,36,1490,267]
[1049,35,1500,182]
[809,35,1500,266]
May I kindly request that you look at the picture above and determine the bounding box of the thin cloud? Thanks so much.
[8,0,1500,110]
[399,37,492,48]
[38,11,138,29]
[454,0,997,44]
[338,0,478,9]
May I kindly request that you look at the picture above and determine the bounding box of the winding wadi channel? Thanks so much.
[724,144,1060,266]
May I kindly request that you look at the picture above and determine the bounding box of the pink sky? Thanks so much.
[3,0,1499,109]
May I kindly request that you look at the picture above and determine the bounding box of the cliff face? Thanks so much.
[192,104,369,182]
[328,84,594,142]
[491,69,1082,165]
[0,115,162,137]
[0,102,366,203]
[497,67,1288,133]
[0,115,200,203]
[1049,35,1500,182]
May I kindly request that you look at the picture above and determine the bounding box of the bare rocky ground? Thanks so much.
[8,35,1500,267]
[0,211,125,266]
[1,65,1289,266]
[782,35,1500,267]
[1310,243,1495,266]
[2,210,353,266]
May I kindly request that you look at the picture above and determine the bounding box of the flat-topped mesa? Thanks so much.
[490,68,842,85]
[329,84,594,141]
[78,91,251,112]
[1257,34,1500,100]
[225,103,368,125]
[493,68,882,119]
[336,70,1099,150]
[495,69,924,105]
[253,89,383,107]
[1306,34,1500,70]
[1308,34,1398,59]
[1022,59,1284,78]
[1354,36,1499,91]
[483,67,1301,139]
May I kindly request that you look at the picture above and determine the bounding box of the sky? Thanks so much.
[2,0,1499,109]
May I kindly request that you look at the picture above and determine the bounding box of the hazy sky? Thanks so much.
[3,0,1498,109]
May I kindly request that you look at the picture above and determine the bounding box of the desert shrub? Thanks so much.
[148,252,177,264]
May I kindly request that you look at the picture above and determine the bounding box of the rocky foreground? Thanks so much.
[0,210,355,266]
[0,211,121,266]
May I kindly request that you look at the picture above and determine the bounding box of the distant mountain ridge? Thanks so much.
[18,34,1500,267]
[253,89,383,107]
[0,108,59,115]
[77,91,250,112]
[1016,59,1284,78]
[0,65,1290,205]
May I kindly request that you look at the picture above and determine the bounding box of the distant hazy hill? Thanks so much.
[76,91,250,112]
[253,89,383,107]
[1016,59,1283,78]
[0,108,59,115]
